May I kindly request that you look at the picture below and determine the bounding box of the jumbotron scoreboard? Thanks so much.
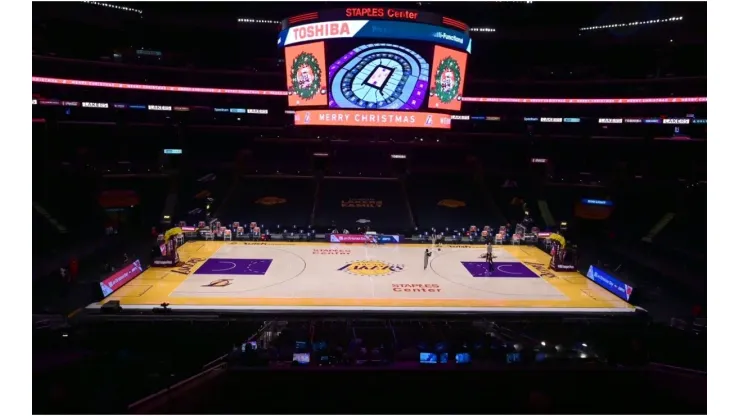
[278,7,472,129]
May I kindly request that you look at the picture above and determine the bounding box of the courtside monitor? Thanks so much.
[455,352,472,364]
[293,353,311,364]
[420,352,438,364]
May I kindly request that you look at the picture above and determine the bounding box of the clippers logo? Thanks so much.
[338,260,404,276]
[203,279,232,287]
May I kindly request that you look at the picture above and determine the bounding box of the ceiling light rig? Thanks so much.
[80,1,142,15]
[237,18,281,24]
[580,16,682,31]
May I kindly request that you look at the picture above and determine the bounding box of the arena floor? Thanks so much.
[87,241,634,314]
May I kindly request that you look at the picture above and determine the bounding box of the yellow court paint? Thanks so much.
[94,241,633,313]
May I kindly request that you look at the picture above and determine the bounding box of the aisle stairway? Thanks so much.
[642,213,676,243]
[33,202,68,234]
[538,200,557,227]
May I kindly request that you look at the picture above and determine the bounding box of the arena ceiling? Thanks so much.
[125,1,705,32]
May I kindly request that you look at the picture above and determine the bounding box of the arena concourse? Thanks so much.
[32,2,706,414]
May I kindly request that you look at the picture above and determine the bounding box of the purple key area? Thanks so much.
[194,258,273,275]
[461,262,540,278]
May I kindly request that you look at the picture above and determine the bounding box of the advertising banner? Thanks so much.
[328,234,402,243]
[100,260,143,297]
[428,45,469,111]
[284,41,329,107]
[586,265,634,302]
[329,234,367,243]
[294,110,451,129]
[278,20,471,50]
[31,77,707,104]
[550,263,577,272]
[377,235,403,243]
[152,257,178,267]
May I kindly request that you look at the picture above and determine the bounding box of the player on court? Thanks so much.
[485,241,494,271]
[434,233,443,251]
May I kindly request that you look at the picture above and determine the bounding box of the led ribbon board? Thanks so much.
[32,76,707,104]
[278,20,471,51]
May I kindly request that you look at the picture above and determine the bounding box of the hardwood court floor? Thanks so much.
[88,241,634,314]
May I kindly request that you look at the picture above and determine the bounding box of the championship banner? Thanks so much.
[278,20,471,51]
[294,109,451,129]
[100,260,143,297]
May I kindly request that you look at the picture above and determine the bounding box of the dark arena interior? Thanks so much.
[32,1,708,414]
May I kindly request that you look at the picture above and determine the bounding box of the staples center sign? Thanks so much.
[285,20,368,45]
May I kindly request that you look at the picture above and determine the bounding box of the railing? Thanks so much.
[649,362,706,375]
[399,177,417,228]
[128,362,226,414]
[310,177,321,226]
[33,314,69,330]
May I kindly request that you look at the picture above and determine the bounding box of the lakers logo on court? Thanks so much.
[337,260,404,276]
[203,279,233,287]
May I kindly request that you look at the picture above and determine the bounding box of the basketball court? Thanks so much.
[87,241,634,314]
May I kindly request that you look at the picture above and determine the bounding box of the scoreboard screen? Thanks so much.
[279,11,470,129]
